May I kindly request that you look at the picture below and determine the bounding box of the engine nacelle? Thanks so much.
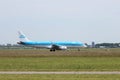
[46,45,52,49]
[59,46,67,50]
[46,45,67,51]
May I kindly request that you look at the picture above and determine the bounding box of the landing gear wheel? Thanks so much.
[50,49,56,52]
[50,49,52,52]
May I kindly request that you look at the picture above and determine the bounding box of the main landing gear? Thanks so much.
[50,49,56,52]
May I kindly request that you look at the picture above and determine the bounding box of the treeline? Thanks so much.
[95,43,120,48]
[0,44,33,49]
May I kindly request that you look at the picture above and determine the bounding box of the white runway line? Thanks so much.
[0,71,120,74]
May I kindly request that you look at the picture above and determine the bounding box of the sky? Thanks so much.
[0,0,120,44]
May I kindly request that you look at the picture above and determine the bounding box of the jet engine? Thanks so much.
[59,46,67,50]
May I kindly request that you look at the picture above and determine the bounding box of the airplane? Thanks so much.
[17,31,86,51]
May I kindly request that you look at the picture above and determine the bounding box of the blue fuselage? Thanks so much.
[20,41,84,47]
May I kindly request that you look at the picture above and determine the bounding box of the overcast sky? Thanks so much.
[0,0,120,44]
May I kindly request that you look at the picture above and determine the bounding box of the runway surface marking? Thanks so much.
[0,71,120,74]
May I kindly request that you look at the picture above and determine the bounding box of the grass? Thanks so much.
[0,48,120,71]
[0,49,120,79]
[0,57,120,71]
[0,48,120,57]
[0,74,120,80]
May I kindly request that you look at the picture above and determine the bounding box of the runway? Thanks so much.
[0,71,120,74]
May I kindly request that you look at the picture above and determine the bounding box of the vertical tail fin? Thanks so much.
[18,31,30,42]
